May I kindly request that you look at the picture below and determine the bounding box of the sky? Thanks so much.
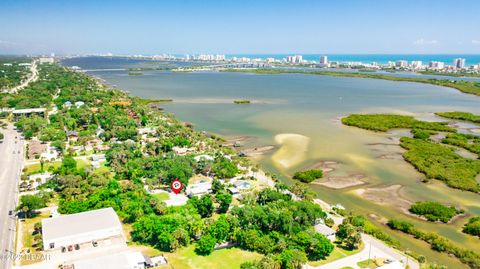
[1,0,480,55]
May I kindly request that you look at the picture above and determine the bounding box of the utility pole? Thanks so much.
[368,242,372,266]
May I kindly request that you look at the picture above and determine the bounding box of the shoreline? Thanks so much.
[223,68,480,96]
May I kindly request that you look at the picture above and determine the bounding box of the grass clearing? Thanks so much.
[161,245,262,269]
[24,161,61,175]
[19,211,50,265]
[308,244,363,266]
[153,192,170,201]
[357,259,377,268]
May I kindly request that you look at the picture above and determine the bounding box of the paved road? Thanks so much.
[306,234,419,269]
[5,60,38,94]
[0,124,24,269]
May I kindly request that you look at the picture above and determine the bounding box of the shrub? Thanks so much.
[409,201,461,223]
[292,169,323,183]
[463,217,480,237]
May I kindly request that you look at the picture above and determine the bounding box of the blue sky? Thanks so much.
[1,0,479,55]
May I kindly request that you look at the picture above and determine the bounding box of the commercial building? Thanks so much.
[454,58,466,69]
[411,61,423,69]
[286,55,303,64]
[39,57,55,64]
[42,207,124,251]
[70,252,147,269]
[429,61,445,69]
[12,108,46,120]
[395,60,408,68]
[319,55,328,65]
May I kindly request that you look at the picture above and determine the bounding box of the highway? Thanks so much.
[0,123,24,269]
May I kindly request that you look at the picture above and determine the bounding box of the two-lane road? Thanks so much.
[0,123,24,269]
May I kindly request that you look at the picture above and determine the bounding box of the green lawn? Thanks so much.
[357,259,377,269]
[20,211,50,265]
[24,162,61,175]
[153,192,170,201]
[308,244,363,267]
[161,245,262,269]
[24,159,90,175]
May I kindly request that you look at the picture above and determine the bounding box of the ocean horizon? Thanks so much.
[88,54,480,66]
[223,54,480,65]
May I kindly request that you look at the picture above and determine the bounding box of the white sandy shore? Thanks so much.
[271,133,310,169]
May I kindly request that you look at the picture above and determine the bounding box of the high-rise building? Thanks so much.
[429,61,445,69]
[454,58,466,69]
[395,60,408,68]
[287,55,303,64]
[319,56,328,65]
[411,61,423,69]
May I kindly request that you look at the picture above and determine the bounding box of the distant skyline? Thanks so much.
[1,0,480,55]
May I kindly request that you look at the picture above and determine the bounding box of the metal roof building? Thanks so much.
[42,207,124,251]
[73,251,146,269]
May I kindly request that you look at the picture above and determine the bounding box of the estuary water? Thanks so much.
[63,57,480,268]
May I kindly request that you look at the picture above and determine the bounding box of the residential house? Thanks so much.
[193,154,214,162]
[233,180,251,191]
[75,101,85,108]
[186,182,212,197]
[314,223,336,242]
[172,146,195,155]
[28,140,47,159]
[91,154,106,168]
[67,131,79,142]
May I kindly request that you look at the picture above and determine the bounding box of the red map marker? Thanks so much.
[171,179,182,194]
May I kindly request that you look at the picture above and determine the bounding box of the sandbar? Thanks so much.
[271,133,310,169]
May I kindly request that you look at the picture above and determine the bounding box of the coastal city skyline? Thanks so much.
[1,0,480,55]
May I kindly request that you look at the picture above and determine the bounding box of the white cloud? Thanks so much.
[0,40,18,46]
[472,40,480,45]
[414,39,438,45]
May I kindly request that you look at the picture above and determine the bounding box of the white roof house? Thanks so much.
[186,182,212,197]
[91,154,106,162]
[42,207,124,251]
[73,251,146,269]
[233,180,251,190]
[194,154,214,162]
[138,127,156,135]
[75,101,85,108]
[314,223,336,242]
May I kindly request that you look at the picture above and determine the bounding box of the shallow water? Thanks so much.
[63,58,480,268]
